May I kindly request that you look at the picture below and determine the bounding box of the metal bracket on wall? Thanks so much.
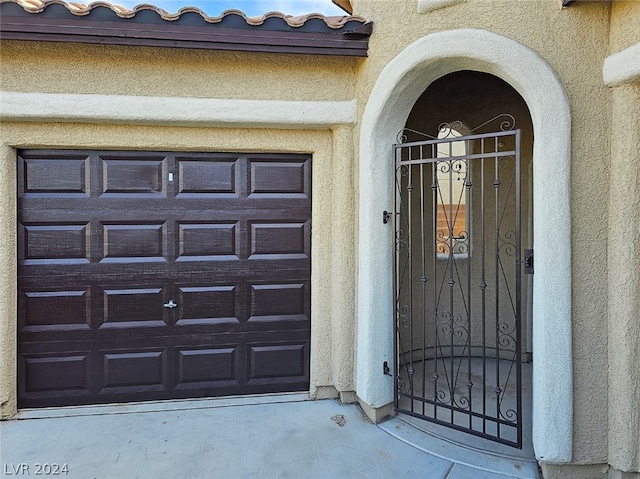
[523,249,534,274]
[383,211,392,224]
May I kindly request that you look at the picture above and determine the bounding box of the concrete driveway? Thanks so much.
[0,395,540,479]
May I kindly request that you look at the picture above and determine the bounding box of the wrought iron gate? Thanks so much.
[392,116,523,448]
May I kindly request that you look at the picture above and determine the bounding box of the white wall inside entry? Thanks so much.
[356,29,573,463]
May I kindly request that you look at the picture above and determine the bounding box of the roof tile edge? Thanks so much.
[5,0,368,29]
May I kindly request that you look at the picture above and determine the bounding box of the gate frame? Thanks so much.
[392,127,523,448]
[356,29,572,463]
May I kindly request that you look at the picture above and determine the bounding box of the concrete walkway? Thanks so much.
[0,395,540,479]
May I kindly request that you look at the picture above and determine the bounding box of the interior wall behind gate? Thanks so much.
[402,71,534,360]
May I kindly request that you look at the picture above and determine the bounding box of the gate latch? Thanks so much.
[523,249,534,274]
[383,211,392,224]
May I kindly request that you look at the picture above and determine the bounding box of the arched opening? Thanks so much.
[406,71,535,360]
[356,30,572,462]
[393,71,534,450]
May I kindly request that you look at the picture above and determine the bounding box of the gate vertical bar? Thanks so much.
[448,140,455,425]
[420,149,427,417]
[494,135,501,439]
[515,129,523,448]
[407,146,414,411]
[481,137,487,435]
[432,145,439,421]
[466,157,473,431]
[393,144,399,410]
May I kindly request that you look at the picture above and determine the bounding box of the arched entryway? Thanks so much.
[356,29,572,463]
[393,71,534,449]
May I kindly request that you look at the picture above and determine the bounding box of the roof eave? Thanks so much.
[0,15,371,57]
[332,0,353,15]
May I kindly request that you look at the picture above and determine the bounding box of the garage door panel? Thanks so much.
[19,154,90,198]
[20,353,91,394]
[249,221,309,259]
[176,285,239,325]
[100,156,167,197]
[177,157,238,196]
[18,150,311,407]
[100,287,169,328]
[249,283,309,322]
[101,223,167,262]
[175,346,240,388]
[249,158,310,197]
[176,222,238,260]
[248,343,309,383]
[18,332,310,405]
[101,350,169,391]
[22,223,90,264]
[20,289,91,331]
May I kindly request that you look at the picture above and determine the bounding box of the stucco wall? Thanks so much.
[0,142,17,417]
[609,0,640,53]
[351,0,611,467]
[0,41,357,101]
[607,2,640,475]
[608,82,640,476]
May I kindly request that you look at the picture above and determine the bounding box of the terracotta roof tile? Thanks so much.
[1,0,372,56]
[5,0,367,29]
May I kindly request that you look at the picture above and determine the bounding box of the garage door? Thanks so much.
[17,150,311,408]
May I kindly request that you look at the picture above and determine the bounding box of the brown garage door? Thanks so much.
[17,150,311,408]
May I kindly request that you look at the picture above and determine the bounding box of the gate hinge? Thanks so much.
[383,361,393,376]
[523,249,534,274]
[383,211,392,224]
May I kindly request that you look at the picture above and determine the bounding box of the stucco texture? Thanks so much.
[609,0,640,54]
[350,0,611,466]
[608,83,640,474]
[606,2,640,474]
[0,143,17,418]
[0,41,358,101]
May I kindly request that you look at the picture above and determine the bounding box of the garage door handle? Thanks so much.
[163,300,178,309]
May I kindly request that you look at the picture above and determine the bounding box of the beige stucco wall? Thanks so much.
[609,0,640,53]
[350,0,612,469]
[607,81,640,477]
[607,2,640,475]
[0,41,357,101]
[0,141,17,418]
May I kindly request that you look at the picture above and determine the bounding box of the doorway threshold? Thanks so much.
[378,415,540,479]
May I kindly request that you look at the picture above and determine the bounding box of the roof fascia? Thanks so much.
[0,14,371,56]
